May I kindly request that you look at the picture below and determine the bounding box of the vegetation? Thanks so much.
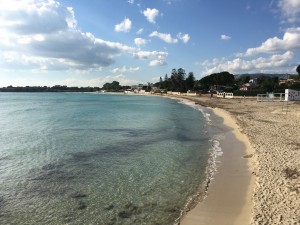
[102,81,132,92]
[154,69,300,95]
[233,89,266,96]
[102,81,122,92]
[198,71,235,91]
[4,68,300,95]
[155,68,195,92]
[257,76,279,92]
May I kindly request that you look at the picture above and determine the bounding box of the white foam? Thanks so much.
[176,99,212,123]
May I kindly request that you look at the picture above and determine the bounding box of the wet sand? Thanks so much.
[180,105,254,225]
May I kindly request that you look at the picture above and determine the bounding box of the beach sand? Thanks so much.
[172,96,300,225]
[179,102,254,225]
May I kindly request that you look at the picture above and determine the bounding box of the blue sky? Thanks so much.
[0,0,300,87]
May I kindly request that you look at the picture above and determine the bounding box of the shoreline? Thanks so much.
[106,92,256,224]
[100,92,300,224]
[170,95,300,225]
[171,96,255,225]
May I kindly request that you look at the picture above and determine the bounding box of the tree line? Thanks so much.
[153,69,235,92]
[154,67,300,94]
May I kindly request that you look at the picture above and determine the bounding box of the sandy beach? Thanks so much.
[171,95,300,225]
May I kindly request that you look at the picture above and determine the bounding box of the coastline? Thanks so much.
[169,95,300,225]
[172,96,255,225]
[103,92,300,224]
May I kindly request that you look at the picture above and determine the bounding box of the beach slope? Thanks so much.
[181,107,254,225]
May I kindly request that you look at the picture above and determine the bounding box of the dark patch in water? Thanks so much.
[118,203,141,219]
[70,191,87,199]
[0,197,4,208]
[104,204,114,211]
[18,164,77,200]
[77,201,87,210]
[69,151,99,162]
[118,211,131,219]
[31,169,75,181]
[174,133,194,142]
[0,156,12,161]
[41,163,64,171]
[64,127,170,139]
[107,217,117,225]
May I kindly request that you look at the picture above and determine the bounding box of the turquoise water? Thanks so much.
[0,93,212,225]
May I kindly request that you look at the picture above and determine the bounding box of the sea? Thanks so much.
[0,93,224,225]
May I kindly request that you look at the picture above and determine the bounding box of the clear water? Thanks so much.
[0,93,211,225]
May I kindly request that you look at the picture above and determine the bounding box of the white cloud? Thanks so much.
[134,50,168,66]
[111,66,140,73]
[202,51,294,75]
[136,28,144,35]
[245,27,300,56]
[149,59,167,66]
[115,18,132,32]
[128,0,135,4]
[134,50,168,60]
[143,8,159,23]
[177,32,190,43]
[134,38,148,46]
[278,0,300,22]
[0,0,136,72]
[221,34,231,40]
[149,31,178,43]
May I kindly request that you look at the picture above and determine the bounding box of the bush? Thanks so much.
[233,89,266,96]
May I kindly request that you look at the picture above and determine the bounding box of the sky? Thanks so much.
[0,0,300,87]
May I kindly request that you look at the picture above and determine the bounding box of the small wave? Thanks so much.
[175,98,212,123]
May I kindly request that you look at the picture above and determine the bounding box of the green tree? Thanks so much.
[257,76,278,92]
[159,77,163,89]
[170,68,186,92]
[163,74,172,90]
[186,72,195,90]
[102,81,121,91]
[199,71,234,90]
[297,64,300,75]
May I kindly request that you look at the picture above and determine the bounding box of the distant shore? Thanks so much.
[168,95,300,225]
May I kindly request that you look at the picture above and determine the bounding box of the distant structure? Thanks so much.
[239,78,257,91]
[216,92,234,98]
[285,89,300,101]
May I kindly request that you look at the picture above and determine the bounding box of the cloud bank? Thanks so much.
[0,0,138,72]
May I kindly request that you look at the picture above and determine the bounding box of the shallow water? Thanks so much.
[0,93,212,225]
